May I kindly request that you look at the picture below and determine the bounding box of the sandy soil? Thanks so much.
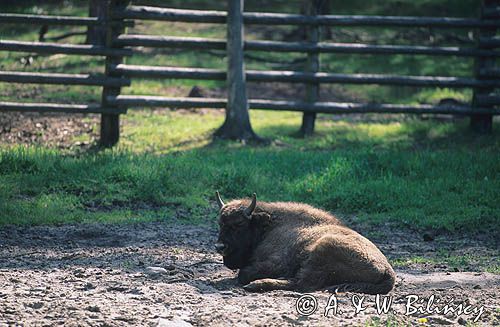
[0,221,498,327]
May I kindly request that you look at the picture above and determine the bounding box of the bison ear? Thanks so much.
[250,212,271,226]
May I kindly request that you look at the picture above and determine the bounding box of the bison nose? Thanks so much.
[215,243,226,254]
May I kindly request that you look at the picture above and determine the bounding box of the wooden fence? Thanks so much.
[1,0,500,146]
[0,0,133,146]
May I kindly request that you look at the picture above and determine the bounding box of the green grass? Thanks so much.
[0,1,499,232]
[1,110,499,232]
[391,253,500,274]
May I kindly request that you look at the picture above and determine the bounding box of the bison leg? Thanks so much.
[238,258,286,285]
[243,278,295,292]
[237,267,257,285]
[238,265,276,285]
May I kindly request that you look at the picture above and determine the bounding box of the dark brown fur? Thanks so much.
[216,198,396,294]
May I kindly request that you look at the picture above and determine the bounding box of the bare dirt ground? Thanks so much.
[0,220,498,327]
[1,106,499,326]
[0,112,99,150]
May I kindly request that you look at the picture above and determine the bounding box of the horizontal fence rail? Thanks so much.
[108,95,227,108]
[476,95,500,105]
[247,99,500,114]
[244,40,500,57]
[114,6,500,28]
[0,13,132,27]
[479,36,500,48]
[110,64,226,80]
[114,35,226,49]
[114,35,500,57]
[0,13,101,26]
[480,67,500,77]
[113,6,226,23]
[0,101,125,114]
[483,6,500,18]
[107,95,500,114]
[0,40,133,57]
[244,71,500,88]
[0,71,130,87]
[111,64,500,88]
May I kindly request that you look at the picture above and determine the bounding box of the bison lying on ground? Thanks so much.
[215,192,396,294]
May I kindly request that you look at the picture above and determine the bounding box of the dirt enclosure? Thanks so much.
[0,221,498,326]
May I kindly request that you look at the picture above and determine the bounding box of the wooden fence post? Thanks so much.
[86,0,107,45]
[300,0,320,137]
[214,0,261,142]
[100,0,129,147]
[471,0,498,134]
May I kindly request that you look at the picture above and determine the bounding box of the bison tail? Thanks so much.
[327,271,396,295]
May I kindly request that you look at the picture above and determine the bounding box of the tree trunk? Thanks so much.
[214,0,262,142]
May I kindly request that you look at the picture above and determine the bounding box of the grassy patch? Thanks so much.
[1,111,499,232]
[1,1,498,232]
[391,254,500,274]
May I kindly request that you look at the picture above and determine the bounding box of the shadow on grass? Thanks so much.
[1,116,499,232]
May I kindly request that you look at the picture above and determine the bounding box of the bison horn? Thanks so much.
[216,191,225,209]
[244,193,257,217]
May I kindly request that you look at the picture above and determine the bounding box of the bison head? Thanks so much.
[214,191,270,270]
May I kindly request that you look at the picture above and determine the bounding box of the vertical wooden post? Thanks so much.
[300,0,320,137]
[100,0,129,147]
[86,0,107,45]
[471,0,498,134]
[214,0,261,142]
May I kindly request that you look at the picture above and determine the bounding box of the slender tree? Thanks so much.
[214,0,262,142]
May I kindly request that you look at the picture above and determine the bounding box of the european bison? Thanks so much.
[215,192,396,294]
